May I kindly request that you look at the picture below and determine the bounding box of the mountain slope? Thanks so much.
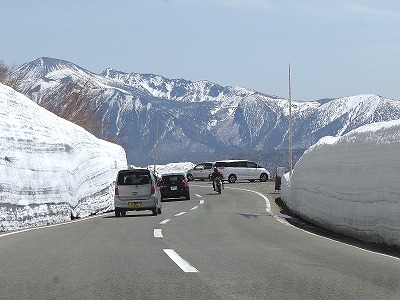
[16,57,400,167]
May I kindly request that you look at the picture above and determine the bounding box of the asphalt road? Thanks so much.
[1,181,400,299]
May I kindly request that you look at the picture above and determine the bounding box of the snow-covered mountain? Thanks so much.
[17,57,400,166]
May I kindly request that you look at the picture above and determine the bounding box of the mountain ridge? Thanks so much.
[16,57,400,169]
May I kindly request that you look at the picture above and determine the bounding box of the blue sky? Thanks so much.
[1,0,399,100]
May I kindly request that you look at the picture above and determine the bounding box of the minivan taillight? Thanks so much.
[151,185,156,194]
[115,186,119,196]
[183,179,188,187]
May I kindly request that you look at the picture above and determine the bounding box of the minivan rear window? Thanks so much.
[117,171,151,185]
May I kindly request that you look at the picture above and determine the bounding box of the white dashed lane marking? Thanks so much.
[154,229,163,237]
[163,249,199,273]
[174,212,187,217]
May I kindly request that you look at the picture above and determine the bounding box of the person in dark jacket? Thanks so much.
[211,167,223,191]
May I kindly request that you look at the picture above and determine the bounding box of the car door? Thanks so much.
[203,163,212,179]
[246,161,259,180]
[193,164,205,179]
[232,161,248,180]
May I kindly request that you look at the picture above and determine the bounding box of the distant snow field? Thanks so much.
[282,120,400,248]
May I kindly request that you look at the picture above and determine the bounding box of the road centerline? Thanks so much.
[154,229,163,238]
[174,212,187,217]
[163,249,199,273]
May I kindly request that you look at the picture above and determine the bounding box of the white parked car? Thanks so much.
[214,160,270,183]
[186,162,213,181]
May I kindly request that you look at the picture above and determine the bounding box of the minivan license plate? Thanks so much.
[170,186,178,191]
[128,202,141,208]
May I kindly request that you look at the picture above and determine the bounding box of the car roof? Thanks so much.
[118,168,151,173]
[162,172,186,177]
[214,159,248,163]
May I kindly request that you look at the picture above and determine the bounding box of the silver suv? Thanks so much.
[186,162,213,181]
[114,168,162,217]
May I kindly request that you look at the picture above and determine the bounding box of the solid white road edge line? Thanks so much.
[163,249,199,273]
[0,212,112,238]
[159,219,171,225]
[224,186,290,226]
[224,186,400,261]
[154,229,163,238]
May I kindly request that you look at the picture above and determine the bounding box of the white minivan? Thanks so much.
[214,160,270,183]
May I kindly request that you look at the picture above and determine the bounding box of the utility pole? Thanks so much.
[153,115,159,174]
[288,64,293,176]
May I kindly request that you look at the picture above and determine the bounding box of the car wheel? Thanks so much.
[187,174,194,181]
[115,208,121,217]
[157,207,162,214]
[152,208,158,216]
[121,210,126,216]
[185,193,190,200]
[260,173,268,182]
[228,174,237,183]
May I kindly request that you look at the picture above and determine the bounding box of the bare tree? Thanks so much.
[1,59,124,143]
[38,78,107,137]
[0,60,27,91]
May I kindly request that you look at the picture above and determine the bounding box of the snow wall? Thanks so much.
[0,83,127,231]
[281,120,400,248]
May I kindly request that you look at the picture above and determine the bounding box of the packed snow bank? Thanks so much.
[148,162,195,176]
[281,120,400,247]
[0,83,127,232]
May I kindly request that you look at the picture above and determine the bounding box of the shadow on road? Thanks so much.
[274,196,400,259]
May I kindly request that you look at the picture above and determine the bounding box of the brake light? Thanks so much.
[115,186,119,196]
[183,179,188,187]
[151,185,156,194]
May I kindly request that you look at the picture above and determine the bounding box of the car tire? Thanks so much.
[187,174,194,181]
[260,173,268,182]
[152,208,158,216]
[121,210,126,216]
[115,208,121,217]
[228,174,237,183]
[157,207,162,214]
[185,193,190,200]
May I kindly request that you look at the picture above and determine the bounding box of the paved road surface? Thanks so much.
[1,181,399,299]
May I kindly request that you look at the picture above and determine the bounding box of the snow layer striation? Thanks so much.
[281,120,400,247]
[0,83,127,231]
